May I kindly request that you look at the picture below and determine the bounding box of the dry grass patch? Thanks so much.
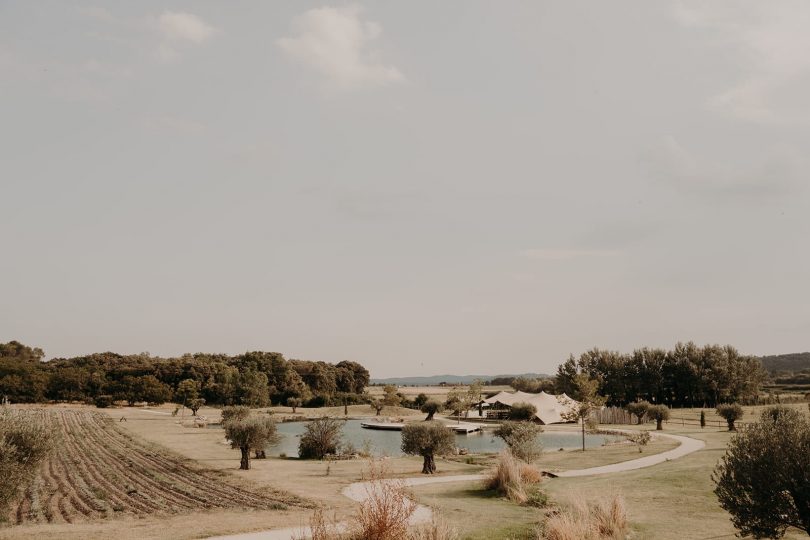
[541,494,628,540]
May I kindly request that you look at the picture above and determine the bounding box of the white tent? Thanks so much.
[483,390,578,424]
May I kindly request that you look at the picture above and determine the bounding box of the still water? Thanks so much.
[270,419,622,457]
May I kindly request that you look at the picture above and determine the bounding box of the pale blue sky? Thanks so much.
[2,2,808,377]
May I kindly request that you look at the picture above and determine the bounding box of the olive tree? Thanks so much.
[713,407,810,538]
[494,421,543,462]
[716,403,744,431]
[1,409,53,513]
[647,404,670,430]
[299,417,345,459]
[224,415,280,470]
[401,421,456,474]
[420,399,442,421]
[626,401,650,425]
[286,397,302,413]
[188,398,205,416]
[221,405,251,424]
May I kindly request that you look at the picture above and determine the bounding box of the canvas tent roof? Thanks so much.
[483,390,578,424]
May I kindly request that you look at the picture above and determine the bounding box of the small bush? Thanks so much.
[352,462,416,540]
[628,431,651,453]
[525,488,550,508]
[94,395,114,408]
[494,421,543,463]
[509,402,538,421]
[299,417,345,459]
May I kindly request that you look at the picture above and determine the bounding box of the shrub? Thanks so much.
[542,494,628,540]
[646,405,670,430]
[716,403,744,431]
[353,470,416,540]
[509,402,538,421]
[713,406,810,538]
[94,395,114,408]
[223,415,280,470]
[299,417,345,459]
[628,431,651,453]
[0,409,53,514]
[494,421,543,462]
[625,401,649,425]
[401,421,456,474]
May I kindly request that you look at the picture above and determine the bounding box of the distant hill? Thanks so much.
[370,373,549,386]
[760,352,810,373]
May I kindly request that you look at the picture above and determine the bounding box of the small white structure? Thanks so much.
[483,391,579,424]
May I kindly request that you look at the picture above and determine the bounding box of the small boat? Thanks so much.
[360,421,405,431]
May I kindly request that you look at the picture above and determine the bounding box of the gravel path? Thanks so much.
[207,431,705,540]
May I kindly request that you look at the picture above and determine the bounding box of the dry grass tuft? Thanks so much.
[485,449,529,504]
[520,463,543,484]
[408,516,460,540]
[542,494,629,540]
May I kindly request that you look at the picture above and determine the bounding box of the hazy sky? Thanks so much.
[2,2,808,377]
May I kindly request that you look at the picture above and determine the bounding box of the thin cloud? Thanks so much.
[158,11,217,44]
[520,249,621,261]
[155,11,218,63]
[278,5,404,90]
[674,2,810,124]
[644,136,805,200]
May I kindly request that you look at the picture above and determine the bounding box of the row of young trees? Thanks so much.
[555,342,766,407]
[0,341,369,407]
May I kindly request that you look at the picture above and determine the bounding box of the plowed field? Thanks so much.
[8,409,302,525]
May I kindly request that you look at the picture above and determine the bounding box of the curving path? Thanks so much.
[207,431,705,540]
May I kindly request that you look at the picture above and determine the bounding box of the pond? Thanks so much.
[268,420,623,458]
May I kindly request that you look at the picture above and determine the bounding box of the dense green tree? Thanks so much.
[713,407,810,538]
[175,379,200,406]
[401,422,456,474]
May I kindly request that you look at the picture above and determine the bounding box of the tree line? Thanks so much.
[554,342,766,407]
[0,341,369,407]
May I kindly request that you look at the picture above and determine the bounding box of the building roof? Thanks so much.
[483,390,578,424]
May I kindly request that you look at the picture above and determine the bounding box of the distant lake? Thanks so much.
[269,419,623,457]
